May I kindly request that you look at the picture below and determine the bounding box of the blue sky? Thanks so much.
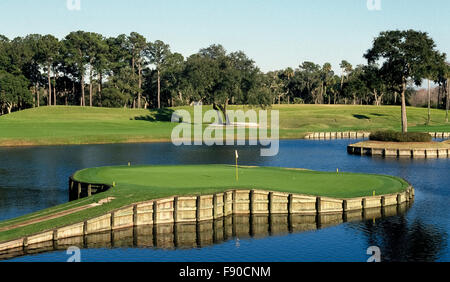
[0,0,449,73]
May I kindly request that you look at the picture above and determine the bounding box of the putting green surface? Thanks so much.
[73,165,408,199]
[0,165,408,243]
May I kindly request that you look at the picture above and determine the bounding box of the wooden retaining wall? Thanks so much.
[304,131,371,140]
[305,131,450,140]
[348,145,450,158]
[69,177,111,201]
[1,201,414,260]
[0,186,414,255]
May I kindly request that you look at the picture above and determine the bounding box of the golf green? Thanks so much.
[73,165,409,199]
[0,165,409,243]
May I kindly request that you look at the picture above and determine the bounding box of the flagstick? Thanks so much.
[235,150,239,182]
[236,158,238,181]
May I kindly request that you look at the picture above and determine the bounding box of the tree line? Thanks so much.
[0,30,449,130]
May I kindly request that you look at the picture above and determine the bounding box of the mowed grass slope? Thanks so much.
[0,106,175,146]
[0,165,409,243]
[0,105,449,146]
[276,105,450,138]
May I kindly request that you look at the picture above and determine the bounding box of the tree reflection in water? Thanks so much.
[351,215,447,262]
[2,204,425,261]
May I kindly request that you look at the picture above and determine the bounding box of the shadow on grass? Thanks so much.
[134,108,175,122]
[353,114,371,120]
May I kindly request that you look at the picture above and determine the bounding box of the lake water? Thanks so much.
[0,139,449,262]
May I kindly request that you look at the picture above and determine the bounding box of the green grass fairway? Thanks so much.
[0,105,449,146]
[0,165,408,243]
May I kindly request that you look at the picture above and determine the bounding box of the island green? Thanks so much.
[0,165,409,243]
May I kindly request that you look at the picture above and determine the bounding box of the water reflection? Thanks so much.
[351,216,447,262]
[0,204,412,261]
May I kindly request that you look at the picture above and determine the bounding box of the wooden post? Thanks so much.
[316,197,322,214]
[111,212,115,230]
[173,197,179,222]
[288,194,294,214]
[83,221,88,236]
[69,179,74,200]
[250,190,255,214]
[269,192,274,214]
[153,201,158,225]
[196,196,201,222]
[133,205,138,226]
[77,182,82,200]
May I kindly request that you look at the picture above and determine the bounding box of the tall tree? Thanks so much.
[436,62,450,122]
[362,64,385,106]
[297,62,321,104]
[321,63,334,104]
[37,35,60,106]
[447,63,450,123]
[8,35,42,107]
[0,70,32,114]
[339,60,353,104]
[63,32,107,107]
[0,35,10,72]
[64,31,89,106]
[85,33,107,107]
[127,32,147,108]
[425,52,446,123]
[147,40,171,109]
[159,52,185,107]
[279,67,294,104]
[266,71,284,104]
[365,30,445,133]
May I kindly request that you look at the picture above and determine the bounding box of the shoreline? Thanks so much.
[1,130,449,148]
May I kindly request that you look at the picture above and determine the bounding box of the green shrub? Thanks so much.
[369,130,432,142]
[293,98,304,104]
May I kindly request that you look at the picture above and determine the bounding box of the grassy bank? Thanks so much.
[0,165,409,243]
[0,105,449,146]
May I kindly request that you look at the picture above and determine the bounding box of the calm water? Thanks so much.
[0,139,449,262]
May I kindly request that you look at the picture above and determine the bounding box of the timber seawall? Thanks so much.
[0,203,412,260]
[348,145,450,158]
[69,177,111,201]
[0,182,414,257]
[305,131,450,140]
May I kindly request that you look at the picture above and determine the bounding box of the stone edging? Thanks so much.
[305,131,450,140]
[0,186,414,253]
[348,145,450,158]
